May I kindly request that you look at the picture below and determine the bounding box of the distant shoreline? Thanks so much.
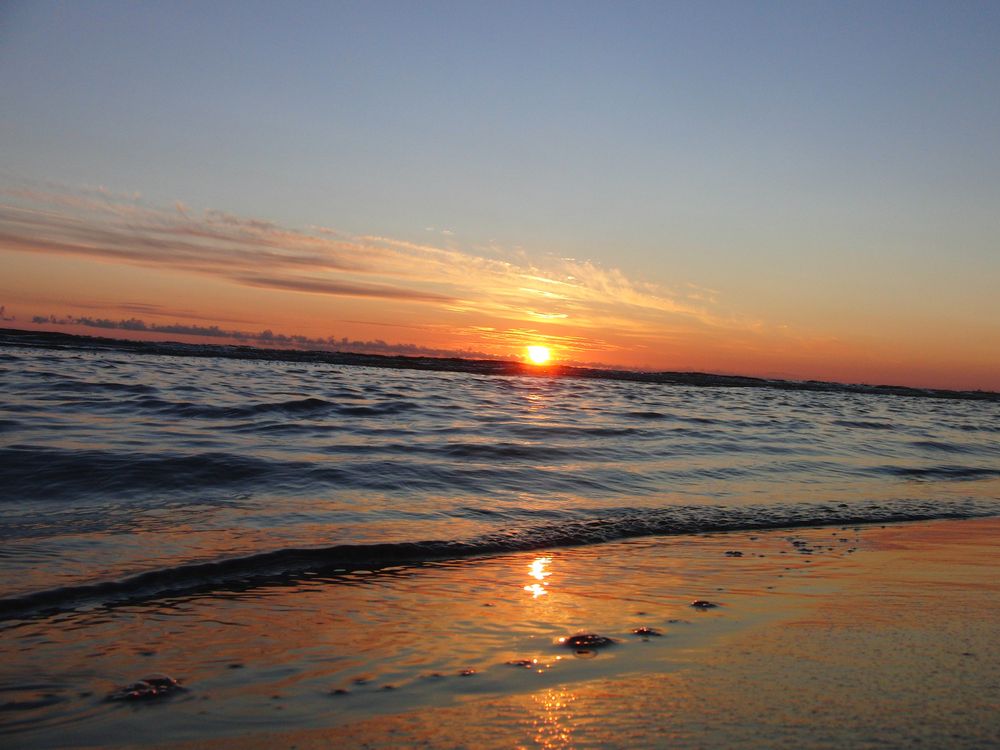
[3,326,996,402]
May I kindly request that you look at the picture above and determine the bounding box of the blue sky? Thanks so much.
[2,1,999,388]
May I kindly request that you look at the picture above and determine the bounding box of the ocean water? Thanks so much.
[2,341,1000,746]
[1,342,998,613]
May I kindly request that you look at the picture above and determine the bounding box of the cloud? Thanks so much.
[1,181,752,360]
[29,314,498,359]
[232,273,459,304]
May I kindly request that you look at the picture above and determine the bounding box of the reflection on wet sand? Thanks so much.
[524,556,552,598]
[4,520,999,749]
[531,686,577,750]
[134,518,1000,750]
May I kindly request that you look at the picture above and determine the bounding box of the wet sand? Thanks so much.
[158,518,1000,750]
[5,518,998,749]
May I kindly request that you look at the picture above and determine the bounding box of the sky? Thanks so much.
[1,1,998,390]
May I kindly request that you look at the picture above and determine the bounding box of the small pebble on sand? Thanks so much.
[107,674,184,702]
[506,659,535,668]
[690,600,719,609]
[631,627,663,637]
[557,633,615,649]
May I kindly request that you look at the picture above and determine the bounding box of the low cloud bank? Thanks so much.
[30,315,496,360]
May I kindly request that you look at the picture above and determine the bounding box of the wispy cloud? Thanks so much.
[231,273,458,304]
[1,181,753,359]
[52,299,257,325]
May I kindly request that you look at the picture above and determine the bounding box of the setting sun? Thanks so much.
[526,346,552,365]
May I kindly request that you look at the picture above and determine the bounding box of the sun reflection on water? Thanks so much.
[525,556,552,597]
[524,582,547,598]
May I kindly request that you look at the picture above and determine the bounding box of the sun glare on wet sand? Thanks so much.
[526,346,552,365]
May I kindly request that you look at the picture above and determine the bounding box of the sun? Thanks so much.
[526,345,552,365]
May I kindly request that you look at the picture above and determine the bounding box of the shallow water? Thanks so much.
[1,343,998,610]
[2,342,999,746]
[0,524,863,747]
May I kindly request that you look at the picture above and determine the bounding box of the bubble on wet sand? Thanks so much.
[107,674,185,702]
[690,600,719,609]
[506,659,536,668]
[631,627,663,637]
[557,633,615,650]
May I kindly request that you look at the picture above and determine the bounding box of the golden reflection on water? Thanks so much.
[531,686,578,749]
[524,583,547,598]
[529,557,552,581]
[524,556,552,598]
[522,389,553,418]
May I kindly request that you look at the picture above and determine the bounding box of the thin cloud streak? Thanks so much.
[231,274,460,304]
[0,183,758,362]
[69,300,257,324]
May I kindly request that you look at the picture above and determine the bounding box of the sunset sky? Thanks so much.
[2,1,998,390]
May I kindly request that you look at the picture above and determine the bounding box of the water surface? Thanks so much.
[1,343,997,611]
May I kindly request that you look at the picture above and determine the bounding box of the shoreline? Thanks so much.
[5,516,998,748]
[163,517,1000,749]
[7,498,998,619]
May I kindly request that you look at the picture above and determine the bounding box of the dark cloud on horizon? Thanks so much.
[30,314,496,359]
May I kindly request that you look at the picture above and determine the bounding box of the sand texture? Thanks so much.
[118,518,1000,750]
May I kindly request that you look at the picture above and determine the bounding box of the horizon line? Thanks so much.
[3,326,996,402]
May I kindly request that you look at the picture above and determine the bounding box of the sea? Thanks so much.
[1,337,999,745]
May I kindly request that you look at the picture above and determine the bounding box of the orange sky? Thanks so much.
[1,185,997,391]
[3,5,999,391]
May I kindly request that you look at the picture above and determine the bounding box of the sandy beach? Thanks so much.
[5,517,992,749]
[151,517,999,750]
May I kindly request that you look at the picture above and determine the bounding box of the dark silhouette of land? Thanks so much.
[2,327,996,401]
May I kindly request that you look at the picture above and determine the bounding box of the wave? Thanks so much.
[909,440,974,454]
[2,498,997,620]
[76,381,158,394]
[22,393,417,421]
[0,446,295,500]
[175,395,416,419]
[6,441,999,504]
[882,465,1000,480]
[0,445,626,501]
[831,419,895,430]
